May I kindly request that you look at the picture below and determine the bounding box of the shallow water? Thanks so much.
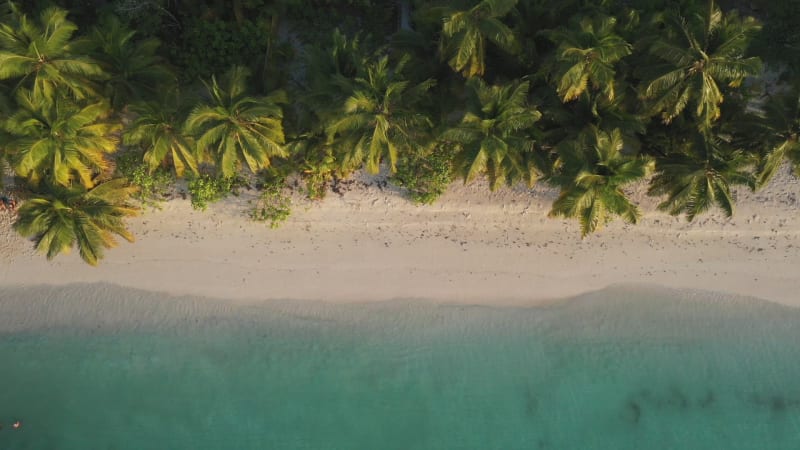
[0,284,799,449]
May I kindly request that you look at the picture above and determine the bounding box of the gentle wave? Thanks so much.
[0,284,799,449]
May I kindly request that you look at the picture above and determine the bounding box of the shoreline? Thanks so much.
[1,168,800,307]
[0,282,797,336]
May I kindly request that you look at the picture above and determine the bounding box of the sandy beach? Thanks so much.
[1,167,799,307]
[3,167,800,450]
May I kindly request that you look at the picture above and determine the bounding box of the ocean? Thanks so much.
[0,284,798,449]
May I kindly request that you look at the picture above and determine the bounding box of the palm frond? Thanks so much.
[14,179,138,265]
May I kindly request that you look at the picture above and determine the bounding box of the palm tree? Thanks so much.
[287,29,375,181]
[123,97,198,178]
[326,55,435,173]
[549,126,653,236]
[285,133,338,199]
[0,2,14,29]
[441,78,543,190]
[641,1,762,126]
[296,28,370,132]
[542,14,632,103]
[14,178,138,266]
[184,66,288,178]
[438,0,518,78]
[90,15,176,109]
[538,86,646,154]
[647,127,756,221]
[4,89,120,188]
[0,5,105,100]
[748,87,800,186]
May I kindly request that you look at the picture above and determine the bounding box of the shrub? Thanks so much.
[170,18,269,82]
[114,151,175,205]
[749,1,800,71]
[250,183,292,228]
[249,169,292,227]
[187,174,242,211]
[300,152,337,200]
[391,144,454,205]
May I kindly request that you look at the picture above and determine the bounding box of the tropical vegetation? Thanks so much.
[549,126,653,236]
[442,78,542,190]
[0,0,798,264]
[13,178,138,266]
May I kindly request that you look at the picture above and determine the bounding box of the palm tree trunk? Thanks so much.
[263,10,280,90]
[399,0,412,31]
[233,0,244,24]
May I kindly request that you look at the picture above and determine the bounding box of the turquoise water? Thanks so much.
[1,284,799,449]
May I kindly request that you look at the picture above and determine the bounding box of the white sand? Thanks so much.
[1,168,799,307]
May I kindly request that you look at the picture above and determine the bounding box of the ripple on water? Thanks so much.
[0,283,799,449]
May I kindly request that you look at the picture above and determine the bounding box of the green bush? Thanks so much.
[170,18,269,82]
[300,152,337,200]
[248,169,292,227]
[187,174,242,211]
[250,183,292,228]
[391,144,454,205]
[114,151,175,205]
[285,0,392,44]
[731,1,798,74]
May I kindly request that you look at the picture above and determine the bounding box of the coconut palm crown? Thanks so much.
[3,89,119,188]
[325,54,435,174]
[185,66,288,177]
[647,127,756,221]
[749,87,800,187]
[641,1,762,126]
[549,126,653,236]
[296,28,371,133]
[14,178,139,266]
[90,15,176,109]
[124,97,198,178]
[542,14,632,103]
[441,78,543,190]
[0,5,105,100]
[438,0,519,78]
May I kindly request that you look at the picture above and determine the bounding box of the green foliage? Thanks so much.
[442,78,543,190]
[0,4,106,100]
[548,126,653,236]
[90,14,176,108]
[437,0,519,78]
[297,28,371,132]
[3,89,120,188]
[640,1,762,127]
[13,178,139,266]
[186,174,241,211]
[745,87,800,187]
[325,54,435,173]
[114,150,175,205]
[542,14,632,102]
[538,87,646,155]
[750,1,800,71]
[124,98,198,178]
[286,135,338,200]
[185,66,288,177]
[283,0,392,44]
[301,155,337,200]
[391,143,454,204]
[169,18,268,82]
[108,0,178,39]
[2,0,799,263]
[250,179,292,228]
[647,127,756,221]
